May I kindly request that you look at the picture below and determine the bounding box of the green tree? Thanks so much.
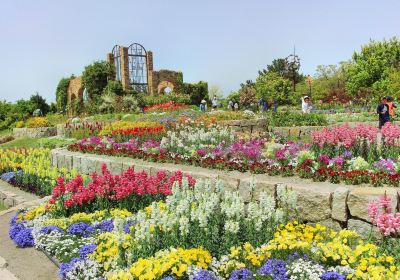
[255,71,292,105]
[310,62,350,102]
[346,38,400,100]
[103,80,124,96]
[182,81,208,105]
[30,92,50,115]
[82,61,115,99]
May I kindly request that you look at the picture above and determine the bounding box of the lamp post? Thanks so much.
[306,75,313,96]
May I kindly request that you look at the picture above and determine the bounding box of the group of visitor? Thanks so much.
[377,96,396,128]
[227,100,239,111]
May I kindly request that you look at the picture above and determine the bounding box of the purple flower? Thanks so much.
[321,271,345,280]
[9,224,34,248]
[374,158,396,173]
[161,277,175,280]
[258,259,288,280]
[95,220,114,232]
[330,156,344,167]
[229,268,253,280]
[193,269,219,280]
[124,221,133,234]
[67,222,94,237]
[286,252,309,263]
[9,222,25,240]
[79,244,97,259]
[39,226,64,235]
[197,149,206,157]
[343,150,352,159]
[318,154,330,165]
[59,258,81,279]
[9,215,19,226]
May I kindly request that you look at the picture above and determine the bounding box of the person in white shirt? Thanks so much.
[301,96,312,113]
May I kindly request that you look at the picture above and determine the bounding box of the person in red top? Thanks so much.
[386,96,397,120]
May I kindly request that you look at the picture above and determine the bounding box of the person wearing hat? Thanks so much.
[199,100,207,113]
[301,96,312,114]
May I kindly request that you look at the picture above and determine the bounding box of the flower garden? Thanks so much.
[1,111,400,280]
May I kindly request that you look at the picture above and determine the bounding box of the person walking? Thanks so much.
[387,96,397,120]
[258,97,266,112]
[227,100,234,111]
[199,100,207,113]
[377,97,390,129]
[234,102,239,111]
[211,95,219,110]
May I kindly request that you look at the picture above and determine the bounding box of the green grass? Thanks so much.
[0,137,73,149]
[0,129,12,137]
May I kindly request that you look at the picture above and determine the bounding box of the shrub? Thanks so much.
[103,80,124,96]
[265,111,327,127]
[82,61,115,99]
[25,117,51,128]
[56,77,73,113]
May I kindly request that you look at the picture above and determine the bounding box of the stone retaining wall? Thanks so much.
[0,189,27,208]
[13,127,57,138]
[51,148,400,237]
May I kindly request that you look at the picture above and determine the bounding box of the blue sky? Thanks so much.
[1,0,399,102]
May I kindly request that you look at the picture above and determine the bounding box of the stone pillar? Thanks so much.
[120,47,130,90]
[107,53,114,66]
[146,51,154,95]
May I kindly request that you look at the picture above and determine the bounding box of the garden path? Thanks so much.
[0,181,58,280]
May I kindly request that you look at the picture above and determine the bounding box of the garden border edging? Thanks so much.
[51,148,400,237]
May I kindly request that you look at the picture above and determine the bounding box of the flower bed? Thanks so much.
[68,122,400,187]
[0,148,82,196]
[144,101,189,112]
[8,166,400,279]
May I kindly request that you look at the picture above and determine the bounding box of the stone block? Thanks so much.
[251,180,276,200]
[79,156,92,174]
[133,164,152,174]
[109,161,123,174]
[72,156,81,172]
[348,187,399,221]
[347,219,380,238]
[64,154,73,170]
[56,154,65,169]
[288,182,333,222]
[218,174,240,192]
[332,186,350,222]
[51,151,58,168]
[238,179,253,202]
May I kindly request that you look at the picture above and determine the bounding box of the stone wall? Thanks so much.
[51,148,400,236]
[67,77,84,116]
[151,69,183,95]
[13,127,57,138]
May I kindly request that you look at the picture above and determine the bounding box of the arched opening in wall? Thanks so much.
[157,81,175,95]
[163,87,173,94]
